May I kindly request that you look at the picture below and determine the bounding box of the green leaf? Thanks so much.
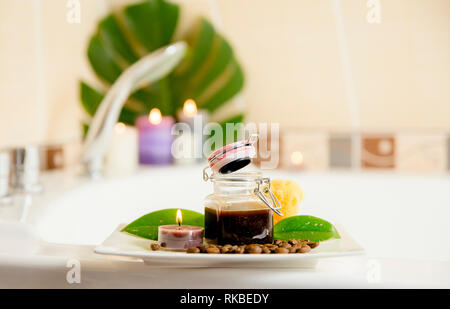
[80,81,104,116]
[82,122,90,139]
[175,19,215,79]
[124,0,179,52]
[99,14,139,64]
[117,106,140,126]
[274,215,341,242]
[87,34,122,84]
[121,208,204,240]
[200,59,244,112]
[81,0,245,132]
[191,35,234,99]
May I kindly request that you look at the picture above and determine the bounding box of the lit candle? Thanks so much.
[158,209,204,250]
[176,99,209,162]
[290,151,305,169]
[105,122,138,175]
[136,108,175,165]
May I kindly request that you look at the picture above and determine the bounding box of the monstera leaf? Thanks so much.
[80,0,244,137]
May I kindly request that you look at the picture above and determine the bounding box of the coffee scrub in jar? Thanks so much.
[202,135,283,245]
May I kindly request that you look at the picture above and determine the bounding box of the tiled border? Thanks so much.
[277,129,450,173]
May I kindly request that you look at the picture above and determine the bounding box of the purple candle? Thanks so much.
[136,108,175,165]
[158,210,204,250]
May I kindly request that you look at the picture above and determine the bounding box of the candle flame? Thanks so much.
[183,99,197,117]
[149,108,162,125]
[176,209,182,226]
[290,151,304,166]
[114,122,126,134]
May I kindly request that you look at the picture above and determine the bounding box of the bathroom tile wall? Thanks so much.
[276,129,449,173]
[280,132,329,171]
[329,135,352,169]
[361,135,396,169]
[0,0,449,173]
[396,133,447,173]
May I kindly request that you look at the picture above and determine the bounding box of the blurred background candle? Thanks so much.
[136,108,175,165]
[105,122,138,176]
[176,99,209,163]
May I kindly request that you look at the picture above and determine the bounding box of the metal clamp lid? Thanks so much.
[254,177,283,216]
[204,134,258,176]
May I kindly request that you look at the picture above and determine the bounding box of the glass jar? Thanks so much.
[204,172,281,245]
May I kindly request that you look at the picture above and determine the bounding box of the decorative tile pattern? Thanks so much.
[329,135,352,168]
[396,133,446,173]
[45,146,65,170]
[280,131,329,170]
[361,135,395,169]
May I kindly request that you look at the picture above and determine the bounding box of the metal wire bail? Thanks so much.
[254,178,284,216]
[203,166,212,181]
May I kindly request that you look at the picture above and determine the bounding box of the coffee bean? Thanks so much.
[236,246,245,254]
[187,247,200,253]
[150,243,160,251]
[221,247,230,254]
[248,246,262,254]
[275,247,289,254]
[206,247,220,254]
[297,245,311,253]
[308,242,319,249]
[198,245,208,253]
[190,240,316,254]
[262,247,271,254]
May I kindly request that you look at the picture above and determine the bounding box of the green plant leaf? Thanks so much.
[274,215,341,242]
[200,59,244,112]
[123,0,179,52]
[80,81,104,116]
[121,208,204,240]
[87,34,123,84]
[175,19,215,80]
[82,0,245,128]
[191,35,234,99]
[99,14,139,64]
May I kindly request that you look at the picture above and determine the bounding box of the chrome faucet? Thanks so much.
[82,42,187,178]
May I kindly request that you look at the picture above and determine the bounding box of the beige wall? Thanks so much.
[0,0,449,148]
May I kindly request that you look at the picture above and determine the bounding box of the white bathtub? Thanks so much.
[1,165,449,288]
[26,165,450,261]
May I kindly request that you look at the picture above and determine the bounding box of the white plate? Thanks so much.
[94,224,365,268]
